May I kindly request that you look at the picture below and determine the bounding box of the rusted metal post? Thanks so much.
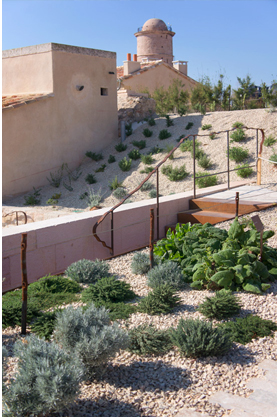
[235,192,239,217]
[256,129,259,159]
[21,233,28,335]
[110,212,114,256]
[149,209,154,269]
[193,136,196,198]
[227,131,230,189]
[156,168,160,240]
[257,154,262,185]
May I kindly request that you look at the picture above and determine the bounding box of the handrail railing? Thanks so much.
[92,126,265,255]
[2,211,27,226]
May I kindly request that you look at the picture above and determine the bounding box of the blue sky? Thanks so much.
[2,0,277,89]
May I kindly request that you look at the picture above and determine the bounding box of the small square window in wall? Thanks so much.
[101,88,108,96]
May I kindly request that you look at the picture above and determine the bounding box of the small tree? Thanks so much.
[190,76,213,114]
[232,75,256,110]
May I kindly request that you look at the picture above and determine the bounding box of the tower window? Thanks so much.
[101,88,108,96]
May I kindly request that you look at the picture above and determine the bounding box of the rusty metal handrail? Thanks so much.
[2,211,27,225]
[92,125,265,255]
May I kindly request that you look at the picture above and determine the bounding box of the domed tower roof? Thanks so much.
[142,18,168,32]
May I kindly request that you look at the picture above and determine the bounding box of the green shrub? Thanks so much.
[65,259,110,284]
[185,122,194,130]
[236,163,254,178]
[128,324,173,356]
[141,181,154,191]
[166,144,175,160]
[95,164,106,173]
[201,124,212,130]
[193,148,205,160]
[90,301,137,321]
[147,261,184,289]
[108,154,116,163]
[30,310,60,340]
[161,164,189,181]
[150,145,164,154]
[148,117,156,126]
[149,189,158,198]
[218,315,277,345]
[229,147,249,163]
[53,304,129,377]
[165,115,174,127]
[47,198,59,205]
[125,123,133,136]
[109,175,123,190]
[138,284,181,315]
[143,128,153,138]
[128,149,141,160]
[2,335,84,417]
[84,188,103,208]
[140,166,154,174]
[170,318,232,358]
[180,139,201,152]
[28,275,81,295]
[209,132,216,140]
[131,252,159,275]
[113,187,127,199]
[177,134,185,142]
[132,140,146,149]
[198,154,213,169]
[24,187,41,206]
[264,135,277,147]
[119,157,132,171]
[85,174,97,184]
[195,172,218,188]
[159,129,172,140]
[270,153,277,165]
[141,154,154,165]
[198,290,241,320]
[47,167,63,188]
[230,128,246,143]
[2,291,41,329]
[115,143,127,152]
[85,151,103,161]
[232,122,244,129]
[81,276,137,304]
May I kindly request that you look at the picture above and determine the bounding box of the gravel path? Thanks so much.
[2,108,277,417]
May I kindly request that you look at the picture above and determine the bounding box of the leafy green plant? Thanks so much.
[85,151,103,161]
[150,145,164,154]
[162,164,189,181]
[125,123,133,136]
[85,174,97,184]
[2,335,84,417]
[149,189,158,198]
[140,166,154,174]
[236,163,254,178]
[159,129,172,140]
[209,132,216,140]
[28,275,81,295]
[165,115,174,127]
[113,187,127,199]
[148,117,156,126]
[138,284,181,315]
[198,290,241,320]
[119,157,132,171]
[198,154,213,169]
[201,124,212,130]
[108,154,116,163]
[141,181,154,191]
[47,198,58,205]
[30,310,60,340]
[24,187,41,206]
[270,153,277,165]
[229,147,249,163]
[65,259,110,284]
[165,144,175,160]
[194,172,218,188]
[141,154,154,165]
[147,261,184,289]
[128,324,173,356]
[132,140,146,150]
[53,304,129,377]
[180,139,201,152]
[193,148,205,160]
[115,143,127,152]
[218,315,277,344]
[109,175,123,190]
[81,276,137,304]
[185,122,194,130]
[230,128,246,143]
[47,166,63,187]
[170,318,232,358]
[232,122,244,129]
[264,135,277,147]
[95,164,106,173]
[63,178,73,192]
[143,128,153,138]
[128,149,141,160]
[131,252,159,275]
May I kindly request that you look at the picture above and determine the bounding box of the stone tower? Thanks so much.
[134,18,175,66]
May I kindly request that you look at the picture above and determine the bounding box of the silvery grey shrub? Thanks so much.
[147,261,184,289]
[131,252,159,275]
[65,258,110,284]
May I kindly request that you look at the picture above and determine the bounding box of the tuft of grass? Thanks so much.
[128,149,141,160]
[140,166,155,174]
[150,145,164,155]
[228,147,249,163]
[201,124,212,130]
[140,181,154,191]
[232,122,244,129]
[128,324,173,356]
[85,152,103,161]
[165,115,174,127]
[115,143,127,152]
[138,284,181,315]
[118,157,132,172]
[230,128,246,143]
[209,132,216,140]
[165,144,175,160]
[269,153,277,165]
[198,154,213,169]
[180,139,201,152]
[264,135,277,147]
[194,172,218,188]
[198,290,241,320]
[95,164,106,173]
[236,164,254,178]
[148,118,156,126]
[109,175,123,190]
[141,154,154,165]
[113,187,127,199]
[185,122,194,130]
[125,123,133,136]
[85,174,97,184]
[132,140,146,150]
[162,164,189,181]
[159,129,172,140]
[142,128,153,138]
[108,155,116,164]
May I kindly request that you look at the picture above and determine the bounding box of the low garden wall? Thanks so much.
[2,183,244,293]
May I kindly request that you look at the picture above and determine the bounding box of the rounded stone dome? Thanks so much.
[142,18,168,32]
